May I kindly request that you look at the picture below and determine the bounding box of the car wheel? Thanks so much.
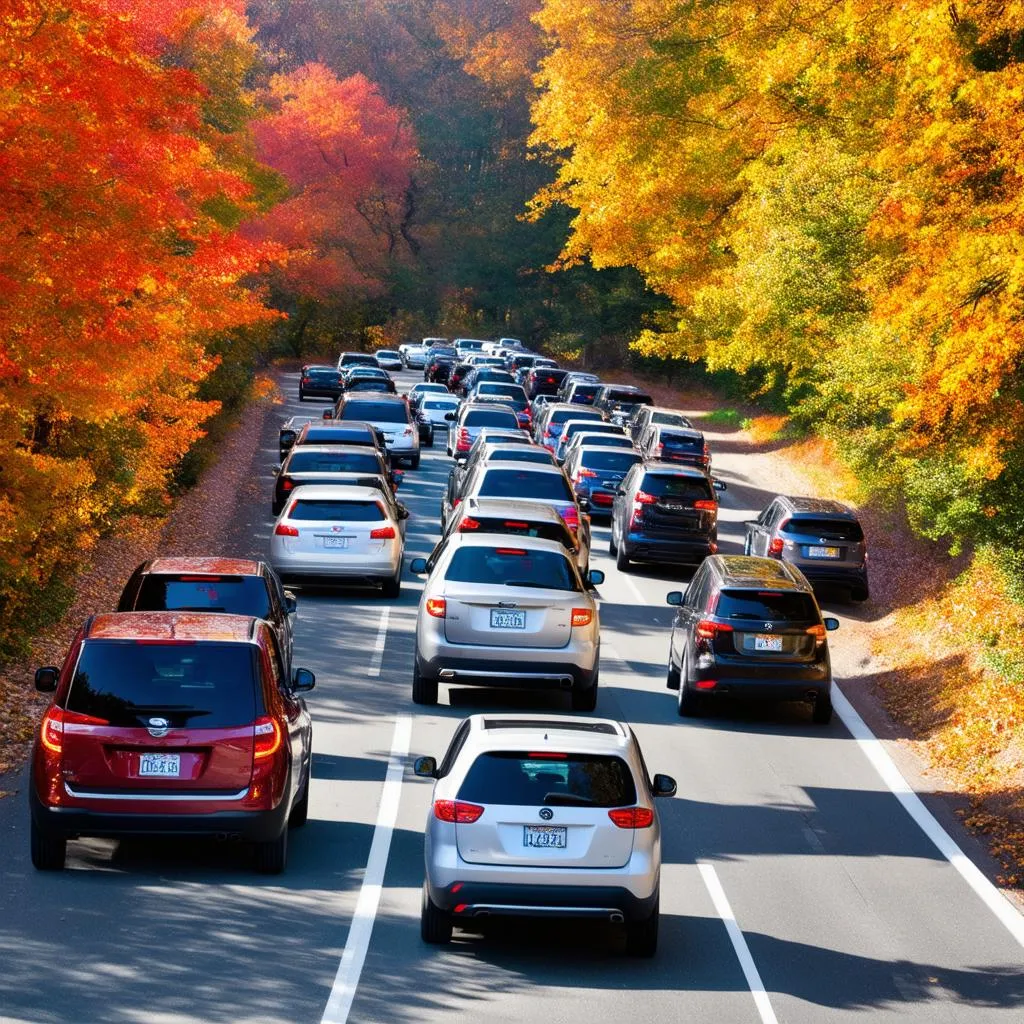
[666,658,680,691]
[289,773,310,828]
[412,662,438,705]
[615,544,631,572]
[677,655,701,717]
[571,673,598,712]
[381,568,402,599]
[424,432,434,448]
[298,391,305,402]
[255,828,288,875]
[812,690,834,724]
[608,525,618,555]
[625,896,659,957]
[421,883,453,944]
[30,821,66,871]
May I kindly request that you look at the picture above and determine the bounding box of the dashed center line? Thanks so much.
[366,607,390,677]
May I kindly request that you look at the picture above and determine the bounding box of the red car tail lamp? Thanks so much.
[571,608,593,627]
[253,716,283,760]
[608,806,654,829]
[426,597,447,618]
[434,800,484,823]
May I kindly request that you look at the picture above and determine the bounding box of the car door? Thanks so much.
[264,569,294,673]
[613,464,641,541]
[749,501,781,555]
[264,629,309,801]
[677,567,713,670]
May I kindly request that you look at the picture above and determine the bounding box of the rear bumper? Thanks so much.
[689,663,831,702]
[271,550,400,582]
[793,563,869,594]
[300,387,343,400]
[417,652,598,691]
[624,533,715,564]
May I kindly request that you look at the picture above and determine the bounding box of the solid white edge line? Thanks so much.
[320,713,412,1024]
[698,862,779,1024]
[366,607,390,677]
[832,683,1024,949]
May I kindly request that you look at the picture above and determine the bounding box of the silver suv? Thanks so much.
[743,496,869,602]
[414,714,676,956]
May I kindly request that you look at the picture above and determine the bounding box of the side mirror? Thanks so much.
[284,592,297,614]
[35,667,59,693]
[291,667,316,693]
[409,557,428,575]
[578,498,591,512]
[587,569,605,586]
[396,504,410,521]
[713,479,727,492]
[652,773,677,798]
[666,590,685,606]
[824,617,840,631]
[413,756,437,778]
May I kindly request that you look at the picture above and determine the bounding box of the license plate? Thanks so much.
[139,753,180,778]
[754,634,784,652]
[523,825,567,848]
[808,546,840,558]
[323,536,351,549]
[490,609,526,629]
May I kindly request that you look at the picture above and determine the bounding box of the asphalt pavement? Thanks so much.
[1,367,1022,1024]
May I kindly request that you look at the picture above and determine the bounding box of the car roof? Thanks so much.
[652,425,703,439]
[479,442,553,456]
[282,416,318,429]
[285,484,386,502]
[146,557,263,576]
[598,384,647,394]
[302,364,336,372]
[342,393,406,404]
[463,401,517,413]
[642,461,709,477]
[781,496,859,517]
[85,611,257,642]
[709,554,808,589]
[299,421,375,434]
[461,713,632,756]
[462,496,564,522]
[645,405,690,417]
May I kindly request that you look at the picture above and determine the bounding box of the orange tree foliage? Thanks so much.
[528,0,1024,551]
[0,0,283,658]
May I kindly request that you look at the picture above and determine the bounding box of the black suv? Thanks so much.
[592,385,654,425]
[664,555,839,722]
[299,365,344,402]
[610,463,726,570]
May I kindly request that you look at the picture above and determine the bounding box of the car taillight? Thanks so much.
[370,526,396,539]
[571,608,593,627]
[693,499,717,511]
[457,516,480,531]
[274,523,299,536]
[574,469,597,481]
[634,491,657,505]
[434,800,484,823]
[39,706,108,754]
[426,597,446,618]
[654,443,664,455]
[456,428,471,451]
[807,624,827,644]
[768,537,784,556]
[696,619,733,640]
[253,716,282,760]
[281,479,294,491]
[301,377,311,385]
[608,807,654,829]
[695,679,718,690]
[558,505,580,533]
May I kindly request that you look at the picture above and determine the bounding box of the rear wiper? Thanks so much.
[543,793,595,806]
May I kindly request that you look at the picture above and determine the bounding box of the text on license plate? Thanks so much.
[139,753,180,777]
[523,825,567,848]
[322,536,351,549]
[490,609,526,629]
[754,634,784,652]
[808,545,840,558]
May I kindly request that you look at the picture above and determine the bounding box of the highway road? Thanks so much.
[1,366,1023,1024]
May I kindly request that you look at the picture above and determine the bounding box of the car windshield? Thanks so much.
[458,752,636,807]
[479,469,573,501]
[66,640,256,729]
[465,409,520,428]
[288,499,384,522]
[287,451,381,474]
[782,517,865,542]
[134,576,271,618]
[715,589,819,621]
[339,402,409,423]
[444,546,580,590]
[580,450,641,472]
[641,474,713,500]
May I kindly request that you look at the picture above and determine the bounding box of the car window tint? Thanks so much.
[564,422,619,437]
[652,411,690,427]
[444,547,580,590]
[479,469,573,501]
[476,517,571,544]
[782,517,864,541]
[640,475,713,500]
[306,369,340,381]
[552,409,602,426]
[464,409,520,427]
[457,752,636,807]
[715,589,818,621]
[581,450,642,471]
[134,576,272,618]
[486,449,554,464]
[573,434,634,449]
[287,452,380,473]
[659,433,703,452]
[605,389,653,404]
[66,641,257,728]
[339,402,409,423]
[289,499,384,522]
[424,400,459,410]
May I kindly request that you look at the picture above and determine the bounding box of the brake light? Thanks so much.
[274,523,299,537]
[807,624,827,644]
[39,706,109,754]
[695,679,718,690]
[426,597,446,618]
[768,537,784,556]
[301,377,311,385]
[281,479,294,491]
[574,469,597,481]
[558,505,580,533]
[177,575,222,582]
[457,516,480,531]
[434,800,485,823]
[696,619,733,640]
[253,716,282,760]
[571,608,593,627]
[654,444,664,456]
[370,525,396,539]
[634,491,657,504]
[496,548,527,555]
[527,751,568,759]
[693,500,717,511]
[608,807,654,829]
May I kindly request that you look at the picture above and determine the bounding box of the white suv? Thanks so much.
[414,714,676,956]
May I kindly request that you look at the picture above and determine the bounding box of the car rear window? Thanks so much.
[300,429,374,446]
[457,752,636,807]
[306,368,340,381]
[551,409,603,426]
[641,474,714,500]
[564,421,620,437]
[289,499,385,521]
[339,402,409,424]
[605,389,652,404]
[474,517,571,544]
[430,347,458,358]
[287,451,381,474]
[486,449,555,464]
[573,434,635,449]
[66,641,257,729]
[444,547,580,590]
[660,432,703,452]
[465,409,520,428]
[340,354,377,365]
[133,576,272,618]
[652,411,691,428]
[479,469,574,501]
[580,450,641,471]
[348,381,394,392]
[782,517,864,542]
[480,384,527,400]
[570,384,601,397]
[714,589,819,622]
[424,399,459,410]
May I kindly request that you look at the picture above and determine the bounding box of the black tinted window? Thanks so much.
[287,451,380,473]
[474,517,571,544]
[479,385,527,399]
[782,517,864,542]
[660,433,703,452]
[605,389,652,404]
[134,576,272,618]
[564,421,619,437]
[486,449,554,464]
[290,499,384,521]
[551,409,602,427]
[424,400,459,410]
[444,547,580,590]
[340,354,377,365]
[715,589,819,622]
[640,474,713,500]
[458,752,636,807]
[652,411,691,428]
[339,402,409,423]
[67,641,257,728]
[465,409,520,427]
[574,434,634,449]
[580,450,641,471]
[479,469,573,501]
[306,369,340,381]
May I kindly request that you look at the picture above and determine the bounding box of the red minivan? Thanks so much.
[29,612,315,874]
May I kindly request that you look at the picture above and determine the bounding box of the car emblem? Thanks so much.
[147,717,170,738]
[763,623,773,631]
[539,807,554,821]
[332,525,343,532]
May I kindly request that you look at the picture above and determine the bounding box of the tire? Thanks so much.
[608,526,618,556]
[381,569,401,599]
[289,773,310,828]
[421,883,453,944]
[677,658,701,717]
[30,821,66,871]
[424,433,434,448]
[812,690,834,724]
[666,658,680,691]
[298,391,305,402]
[615,544,631,572]
[255,828,287,875]
[412,662,438,705]
[571,673,598,712]
[625,897,659,957]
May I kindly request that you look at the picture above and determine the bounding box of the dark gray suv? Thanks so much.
[743,496,869,602]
